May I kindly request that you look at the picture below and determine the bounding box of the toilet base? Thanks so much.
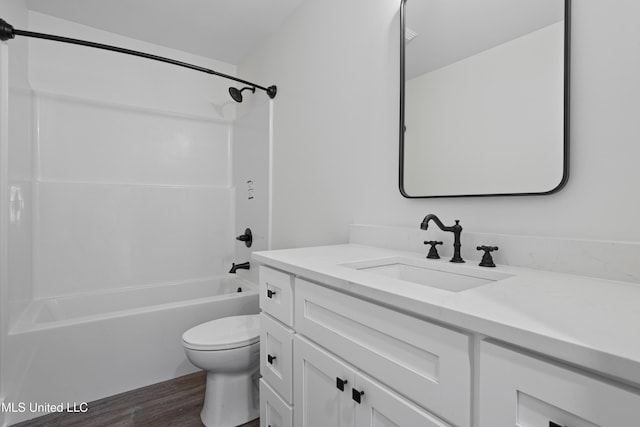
[201,369,260,427]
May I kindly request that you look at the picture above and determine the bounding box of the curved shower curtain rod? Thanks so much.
[0,18,277,102]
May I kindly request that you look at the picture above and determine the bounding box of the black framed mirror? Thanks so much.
[399,0,570,198]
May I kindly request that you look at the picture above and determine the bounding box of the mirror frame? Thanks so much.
[399,0,571,198]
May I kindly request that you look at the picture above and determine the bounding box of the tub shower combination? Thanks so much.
[0,15,274,425]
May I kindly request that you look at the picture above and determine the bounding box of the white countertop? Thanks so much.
[253,244,640,385]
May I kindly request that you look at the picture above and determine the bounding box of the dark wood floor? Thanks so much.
[11,371,260,427]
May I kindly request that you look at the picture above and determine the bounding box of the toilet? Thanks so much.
[182,314,261,427]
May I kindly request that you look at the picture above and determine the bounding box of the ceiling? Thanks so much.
[26,0,307,64]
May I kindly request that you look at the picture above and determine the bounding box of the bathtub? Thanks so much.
[4,276,258,425]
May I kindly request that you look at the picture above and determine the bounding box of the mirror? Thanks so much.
[400,0,570,198]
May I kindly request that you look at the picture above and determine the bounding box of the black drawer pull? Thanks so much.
[267,289,276,298]
[336,377,348,391]
[549,423,564,427]
[352,388,364,404]
[267,354,277,364]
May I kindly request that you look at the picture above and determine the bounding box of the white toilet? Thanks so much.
[182,314,261,427]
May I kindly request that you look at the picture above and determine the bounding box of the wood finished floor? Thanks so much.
[11,371,260,427]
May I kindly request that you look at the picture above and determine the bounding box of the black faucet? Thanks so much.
[420,214,464,263]
[229,262,250,273]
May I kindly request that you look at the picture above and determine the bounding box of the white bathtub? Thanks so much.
[5,276,258,425]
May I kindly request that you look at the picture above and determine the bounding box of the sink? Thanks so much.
[341,257,512,292]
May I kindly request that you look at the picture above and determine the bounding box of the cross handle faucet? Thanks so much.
[420,214,465,263]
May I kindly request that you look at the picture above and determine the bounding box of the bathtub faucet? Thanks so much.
[229,262,250,273]
[420,214,464,263]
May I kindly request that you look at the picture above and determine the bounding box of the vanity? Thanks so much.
[254,241,640,427]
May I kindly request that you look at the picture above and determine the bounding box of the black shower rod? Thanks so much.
[0,18,277,101]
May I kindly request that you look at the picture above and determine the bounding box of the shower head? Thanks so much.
[229,86,256,103]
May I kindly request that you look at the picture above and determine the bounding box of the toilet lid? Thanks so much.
[182,314,260,351]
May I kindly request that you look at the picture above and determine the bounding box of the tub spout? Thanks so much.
[229,262,250,273]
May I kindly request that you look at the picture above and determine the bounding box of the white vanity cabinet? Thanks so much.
[259,266,295,427]
[259,263,471,427]
[256,243,640,427]
[294,335,451,427]
[479,340,640,427]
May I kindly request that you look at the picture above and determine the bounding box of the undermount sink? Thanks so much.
[341,257,513,292]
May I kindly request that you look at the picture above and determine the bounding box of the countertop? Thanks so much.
[253,244,640,386]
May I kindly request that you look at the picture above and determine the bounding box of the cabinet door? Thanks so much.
[295,278,471,426]
[480,340,640,427]
[294,336,356,427]
[260,379,292,427]
[354,372,451,427]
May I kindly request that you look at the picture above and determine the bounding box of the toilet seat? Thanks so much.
[182,314,260,351]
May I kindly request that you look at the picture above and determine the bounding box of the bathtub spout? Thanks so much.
[229,262,250,274]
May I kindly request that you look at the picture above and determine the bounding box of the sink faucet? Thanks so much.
[420,214,464,263]
[229,262,250,273]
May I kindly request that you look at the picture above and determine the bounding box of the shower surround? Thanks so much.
[1,10,269,425]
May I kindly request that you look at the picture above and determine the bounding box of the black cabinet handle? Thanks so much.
[267,354,276,364]
[352,388,364,404]
[267,289,276,298]
[336,377,348,391]
[549,422,564,427]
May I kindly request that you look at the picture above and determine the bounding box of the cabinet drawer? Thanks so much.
[260,313,294,404]
[260,379,292,427]
[260,266,294,326]
[479,340,640,427]
[295,278,471,427]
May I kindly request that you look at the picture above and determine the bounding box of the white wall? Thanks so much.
[0,1,32,420]
[27,12,237,119]
[241,0,640,247]
[27,12,237,298]
[239,0,401,248]
[233,97,272,284]
[4,4,33,319]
